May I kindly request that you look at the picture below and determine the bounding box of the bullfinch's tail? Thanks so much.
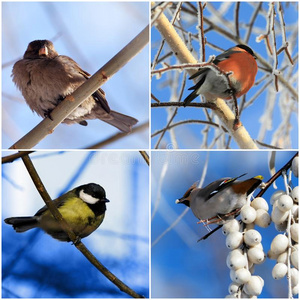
[183,89,199,107]
[183,72,207,106]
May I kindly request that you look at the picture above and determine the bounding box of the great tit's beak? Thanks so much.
[102,198,110,203]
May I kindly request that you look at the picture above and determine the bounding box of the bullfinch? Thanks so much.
[176,174,263,224]
[183,45,258,124]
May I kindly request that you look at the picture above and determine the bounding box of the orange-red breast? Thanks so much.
[183,45,258,106]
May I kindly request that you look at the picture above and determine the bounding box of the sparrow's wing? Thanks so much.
[59,55,111,113]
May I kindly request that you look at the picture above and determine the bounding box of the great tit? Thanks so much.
[4,183,109,242]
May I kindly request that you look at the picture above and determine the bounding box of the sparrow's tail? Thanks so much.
[4,217,39,232]
[102,111,138,133]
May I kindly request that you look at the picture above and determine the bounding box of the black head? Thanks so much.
[24,40,58,59]
[76,183,109,204]
[236,44,256,58]
[76,183,110,216]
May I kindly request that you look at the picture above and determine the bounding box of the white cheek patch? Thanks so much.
[79,190,99,204]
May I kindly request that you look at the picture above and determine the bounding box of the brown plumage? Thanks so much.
[12,40,138,132]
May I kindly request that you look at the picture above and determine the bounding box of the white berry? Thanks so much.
[270,234,289,255]
[291,223,299,243]
[222,219,241,235]
[243,276,264,296]
[272,263,288,279]
[277,251,288,264]
[240,206,257,224]
[247,247,265,265]
[251,197,269,211]
[271,206,289,224]
[291,250,299,269]
[254,209,271,228]
[271,190,285,205]
[234,268,251,284]
[226,232,244,250]
[267,249,279,260]
[291,186,299,203]
[291,268,299,287]
[228,282,240,294]
[277,195,293,212]
[226,250,247,270]
[292,157,299,178]
[244,230,262,247]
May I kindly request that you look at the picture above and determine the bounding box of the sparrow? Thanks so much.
[4,183,109,242]
[183,45,257,126]
[176,174,263,223]
[12,40,138,133]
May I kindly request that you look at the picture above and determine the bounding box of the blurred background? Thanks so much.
[151,151,298,298]
[151,2,298,149]
[2,151,149,298]
[2,2,149,149]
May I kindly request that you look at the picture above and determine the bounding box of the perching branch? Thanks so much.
[20,152,145,298]
[10,25,149,149]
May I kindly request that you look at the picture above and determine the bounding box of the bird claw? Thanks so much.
[198,208,241,226]
[44,109,54,121]
[71,236,82,245]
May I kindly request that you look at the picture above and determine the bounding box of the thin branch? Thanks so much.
[151,101,216,109]
[154,73,187,149]
[234,2,240,39]
[151,119,228,138]
[245,2,262,43]
[197,2,206,62]
[256,152,298,198]
[139,151,149,166]
[2,151,35,164]
[20,152,145,298]
[85,121,148,149]
[10,25,149,149]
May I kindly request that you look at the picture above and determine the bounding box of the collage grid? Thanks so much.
[1,1,299,299]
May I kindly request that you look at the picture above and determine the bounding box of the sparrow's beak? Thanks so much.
[39,46,48,56]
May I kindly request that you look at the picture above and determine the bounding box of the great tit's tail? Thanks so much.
[4,217,38,232]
